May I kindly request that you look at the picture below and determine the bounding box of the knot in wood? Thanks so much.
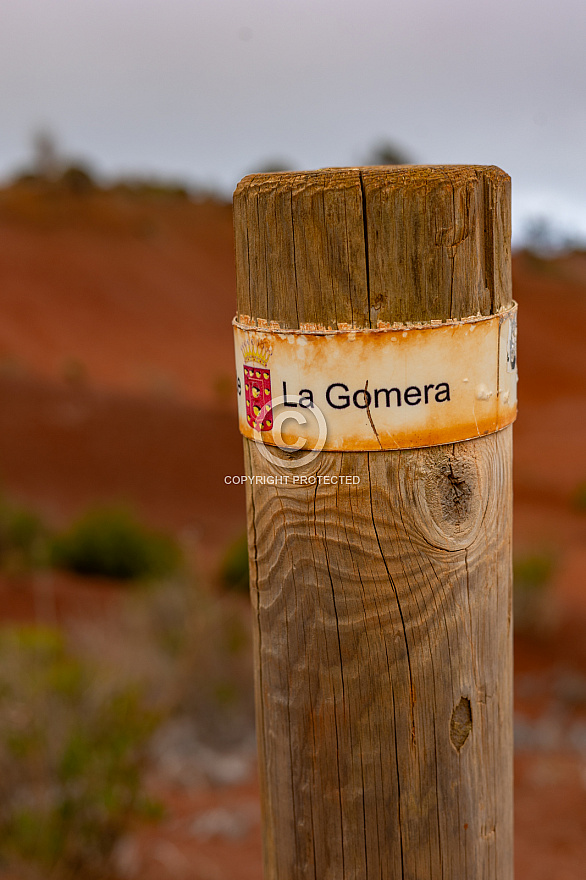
[437,460,474,527]
[398,445,487,551]
[422,453,482,548]
[450,697,473,751]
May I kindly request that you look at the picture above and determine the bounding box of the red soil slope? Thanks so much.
[0,185,246,553]
[0,186,237,405]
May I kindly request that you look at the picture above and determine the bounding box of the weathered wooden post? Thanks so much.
[233,166,515,879]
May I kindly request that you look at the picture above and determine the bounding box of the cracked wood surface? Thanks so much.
[233,166,513,880]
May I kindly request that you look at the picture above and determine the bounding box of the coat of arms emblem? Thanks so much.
[241,339,273,431]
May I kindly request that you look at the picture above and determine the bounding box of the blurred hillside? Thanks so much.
[0,181,236,404]
[0,180,244,554]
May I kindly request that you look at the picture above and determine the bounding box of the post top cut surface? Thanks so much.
[233,163,511,332]
[234,164,509,196]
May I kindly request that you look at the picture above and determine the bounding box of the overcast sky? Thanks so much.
[2,0,585,242]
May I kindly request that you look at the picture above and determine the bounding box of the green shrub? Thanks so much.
[92,577,255,749]
[513,553,555,590]
[0,626,159,879]
[59,164,95,195]
[174,590,255,746]
[513,551,557,636]
[0,495,49,573]
[218,531,249,594]
[51,507,180,580]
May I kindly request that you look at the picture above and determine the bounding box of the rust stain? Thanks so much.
[241,410,516,452]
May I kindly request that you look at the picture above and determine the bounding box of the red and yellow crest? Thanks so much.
[242,339,273,431]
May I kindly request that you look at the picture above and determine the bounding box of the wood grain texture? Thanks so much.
[233,166,513,880]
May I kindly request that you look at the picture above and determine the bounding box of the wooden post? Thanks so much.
[233,166,513,880]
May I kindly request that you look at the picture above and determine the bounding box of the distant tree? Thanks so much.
[110,175,191,199]
[60,164,96,194]
[363,139,412,166]
[14,130,96,192]
[32,129,61,180]
[522,216,555,254]
[522,215,586,256]
[250,158,294,174]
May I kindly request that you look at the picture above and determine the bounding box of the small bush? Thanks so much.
[513,551,558,636]
[51,507,180,581]
[0,626,159,879]
[59,164,95,195]
[219,532,249,594]
[513,553,555,589]
[85,575,256,749]
[0,495,49,573]
[174,588,255,746]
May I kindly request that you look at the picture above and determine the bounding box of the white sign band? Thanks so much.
[233,304,517,452]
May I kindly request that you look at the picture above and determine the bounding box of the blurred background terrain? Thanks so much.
[0,166,584,880]
[1,1,586,877]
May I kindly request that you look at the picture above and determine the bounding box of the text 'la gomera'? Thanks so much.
[281,380,451,409]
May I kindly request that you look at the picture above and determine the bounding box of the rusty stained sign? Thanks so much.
[233,304,517,452]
